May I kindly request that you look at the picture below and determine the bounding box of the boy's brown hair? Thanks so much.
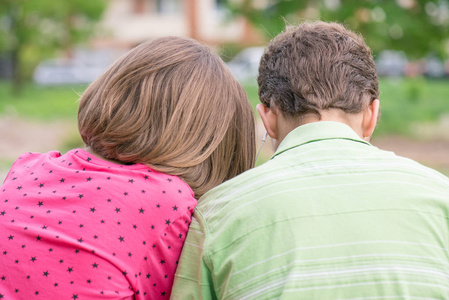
[78,36,255,198]
[258,21,379,119]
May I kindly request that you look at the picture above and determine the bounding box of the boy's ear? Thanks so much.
[362,99,380,140]
[256,104,279,140]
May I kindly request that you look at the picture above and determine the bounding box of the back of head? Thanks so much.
[258,21,379,119]
[78,36,255,198]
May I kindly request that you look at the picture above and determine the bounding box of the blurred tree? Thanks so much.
[0,0,106,92]
[227,0,449,59]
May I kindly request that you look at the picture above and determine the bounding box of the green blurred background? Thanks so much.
[1,0,448,181]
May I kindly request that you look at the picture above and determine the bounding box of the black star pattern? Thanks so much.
[0,149,197,299]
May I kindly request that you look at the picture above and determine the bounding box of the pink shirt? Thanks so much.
[0,149,196,299]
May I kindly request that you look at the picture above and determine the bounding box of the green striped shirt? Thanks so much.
[171,121,449,299]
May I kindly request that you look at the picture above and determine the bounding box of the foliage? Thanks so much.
[227,0,449,59]
[0,0,106,90]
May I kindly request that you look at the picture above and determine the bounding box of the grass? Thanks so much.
[0,81,85,121]
[1,78,448,136]
[245,77,449,138]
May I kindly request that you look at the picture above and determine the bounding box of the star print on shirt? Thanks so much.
[0,149,196,299]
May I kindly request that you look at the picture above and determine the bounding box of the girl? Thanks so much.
[0,37,255,299]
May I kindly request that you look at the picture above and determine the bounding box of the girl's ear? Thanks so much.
[256,104,279,140]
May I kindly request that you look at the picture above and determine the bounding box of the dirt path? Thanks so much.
[1,117,448,183]
[373,136,449,170]
[0,115,77,182]
[255,122,449,174]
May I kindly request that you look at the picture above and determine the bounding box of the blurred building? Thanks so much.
[94,0,263,48]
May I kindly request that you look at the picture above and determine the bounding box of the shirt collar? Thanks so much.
[272,121,372,159]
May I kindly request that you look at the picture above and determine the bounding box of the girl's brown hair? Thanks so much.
[78,36,255,198]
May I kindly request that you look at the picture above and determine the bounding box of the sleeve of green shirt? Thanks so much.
[170,209,217,300]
